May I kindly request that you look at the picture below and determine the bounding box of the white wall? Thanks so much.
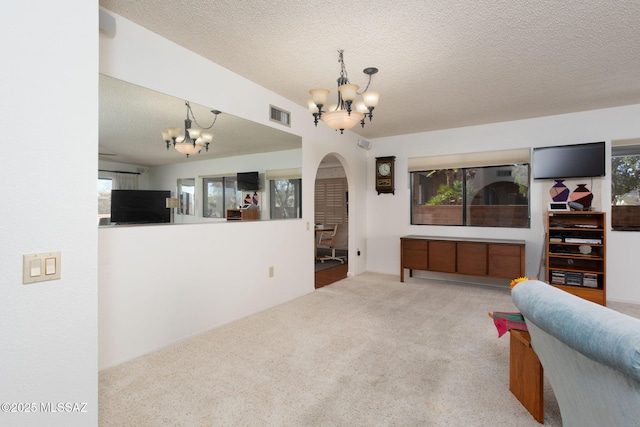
[99,219,311,368]
[0,1,98,426]
[98,10,369,369]
[366,104,640,304]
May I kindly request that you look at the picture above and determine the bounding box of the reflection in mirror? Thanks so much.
[177,178,195,215]
[203,175,239,218]
[269,172,302,219]
[99,74,303,224]
[99,74,302,167]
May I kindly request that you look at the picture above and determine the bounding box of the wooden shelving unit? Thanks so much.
[546,211,606,305]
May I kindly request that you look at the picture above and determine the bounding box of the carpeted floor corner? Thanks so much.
[100,273,565,426]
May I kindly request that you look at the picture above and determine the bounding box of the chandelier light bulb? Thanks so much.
[307,100,319,114]
[355,101,368,114]
[338,84,359,101]
[167,127,181,139]
[362,91,380,107]
[309,88,330,106]
[200,132,213,143]
[187,128,201,139]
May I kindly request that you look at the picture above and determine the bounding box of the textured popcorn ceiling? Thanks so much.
[100,0,640,140]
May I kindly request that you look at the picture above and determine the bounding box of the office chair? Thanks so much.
[316,224,346,264]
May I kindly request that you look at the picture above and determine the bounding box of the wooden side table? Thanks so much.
[509,329,544,423]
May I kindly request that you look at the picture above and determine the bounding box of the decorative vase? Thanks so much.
[570,184,593,209]
[549,180,570,202]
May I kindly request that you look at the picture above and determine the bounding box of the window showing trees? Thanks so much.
[270,179,302,219]
[202,176,239,218]
[611,144,640,231]
[98,178,113,225]
[411,164,529,227]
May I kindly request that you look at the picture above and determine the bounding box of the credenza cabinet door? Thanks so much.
[488,244,523,279]
[428,241,456,273]
[456,242,488,276]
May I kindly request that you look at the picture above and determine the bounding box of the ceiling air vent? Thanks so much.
[496,170,512,177]
[269,105,291,127]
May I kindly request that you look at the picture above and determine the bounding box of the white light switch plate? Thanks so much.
[23,252,61,284]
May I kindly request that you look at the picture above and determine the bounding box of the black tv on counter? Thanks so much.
[110,190,171,224]
[532,141,605,179]
[237,171,259,190]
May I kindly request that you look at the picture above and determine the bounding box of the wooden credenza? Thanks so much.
[226,208,259,221]
[400,235,525,282]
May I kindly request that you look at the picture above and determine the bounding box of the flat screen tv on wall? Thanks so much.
[237,171,260,190]
[110,190,171,224]
[532,141,605,179]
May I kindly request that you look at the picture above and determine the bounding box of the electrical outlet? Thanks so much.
[268,266,274,278]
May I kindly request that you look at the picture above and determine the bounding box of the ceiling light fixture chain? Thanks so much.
[161,102,222,158]
[185,101,220,130]
[337,49,348,80]
[308,50,380,134]
[336,50,373,95]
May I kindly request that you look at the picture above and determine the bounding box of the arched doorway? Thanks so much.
[314,154,349,288]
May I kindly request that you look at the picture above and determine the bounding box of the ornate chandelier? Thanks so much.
[308,50,380,134]
[161,102,221,158]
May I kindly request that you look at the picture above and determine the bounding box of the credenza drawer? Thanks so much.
[402,239,428,251]
[488,244,521,257]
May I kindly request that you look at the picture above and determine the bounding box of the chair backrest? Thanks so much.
[317,224,338,247]
[332,223,348,249]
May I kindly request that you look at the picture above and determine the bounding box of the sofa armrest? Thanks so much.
[512,280,640,382]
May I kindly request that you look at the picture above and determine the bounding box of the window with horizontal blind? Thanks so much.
[410,150,530,227]
[612,141,640,231]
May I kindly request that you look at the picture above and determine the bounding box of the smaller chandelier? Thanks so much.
[308,50,380,134]
[162,102,221,158]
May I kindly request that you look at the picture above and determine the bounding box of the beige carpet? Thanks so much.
[98,273,638,426]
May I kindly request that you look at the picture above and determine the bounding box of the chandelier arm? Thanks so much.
[357,73,373,95]
[191,113,218,130]
[185,101,219,130]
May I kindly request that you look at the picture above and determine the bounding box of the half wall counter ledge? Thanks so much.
[400,235,525,282]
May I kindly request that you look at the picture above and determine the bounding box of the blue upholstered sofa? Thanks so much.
[512,280,640,427]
